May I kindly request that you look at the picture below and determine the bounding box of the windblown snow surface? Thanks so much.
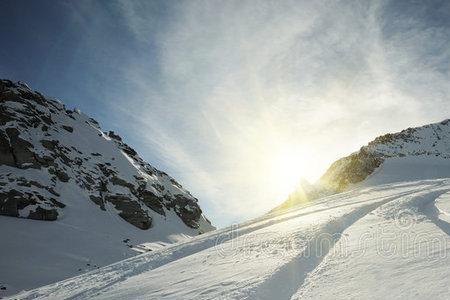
[7,156,450,299]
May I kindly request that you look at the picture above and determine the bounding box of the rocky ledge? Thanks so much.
[0,79,211,231]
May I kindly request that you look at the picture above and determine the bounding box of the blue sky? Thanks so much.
[1,0,450,227]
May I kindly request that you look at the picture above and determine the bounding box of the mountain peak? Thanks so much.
[0,79,214,295]
[273,119,450,212]
[0,79,213,230]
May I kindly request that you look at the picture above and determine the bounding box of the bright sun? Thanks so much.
[269,147,317,199]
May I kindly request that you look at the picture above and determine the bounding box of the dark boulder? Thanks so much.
[0,131,15,166]
[106,195,152,230]
[0,190,35,217]
[6,128,37,167]
[28,207,58,221]
[62,125,73,132]
[140,190,165,216]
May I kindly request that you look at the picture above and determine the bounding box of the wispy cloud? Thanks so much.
[77,0,450,226]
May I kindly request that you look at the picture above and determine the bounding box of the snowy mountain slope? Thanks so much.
[0,80,214,296]
[321,119,450,191]
[3,80,450,300]
[8,118,450,300]
[291,187,450,300]
[273,119,450,212]
[9,178,450,299]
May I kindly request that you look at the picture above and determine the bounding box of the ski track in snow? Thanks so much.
[291,181,450,300]
[247,181,450,300]
[248,197,404,300]
[8,180,450,300]
[422,191,450,238]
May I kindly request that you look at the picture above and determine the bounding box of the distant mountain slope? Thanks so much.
[0,79,214,296]
[273,119,450,212]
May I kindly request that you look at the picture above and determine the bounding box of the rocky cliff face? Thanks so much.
[320,119,450,192]
[273,119,450,212]
[0,79,213,232]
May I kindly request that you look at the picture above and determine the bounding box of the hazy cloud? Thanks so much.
[66,0,450,226]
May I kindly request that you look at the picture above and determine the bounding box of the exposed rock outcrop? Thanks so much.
[273,119,450,212]
[319,120,450,192]
[0,79,213,231]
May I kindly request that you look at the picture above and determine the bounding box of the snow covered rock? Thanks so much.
[274,119,450,211]
[321,119,450,191]
[0,79,212,230]
[0,79,214,296]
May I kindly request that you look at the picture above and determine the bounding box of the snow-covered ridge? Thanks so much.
[0,79,214,296]
[0,79,213,231]
[321,119,450,192]
[273,119,450,212]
